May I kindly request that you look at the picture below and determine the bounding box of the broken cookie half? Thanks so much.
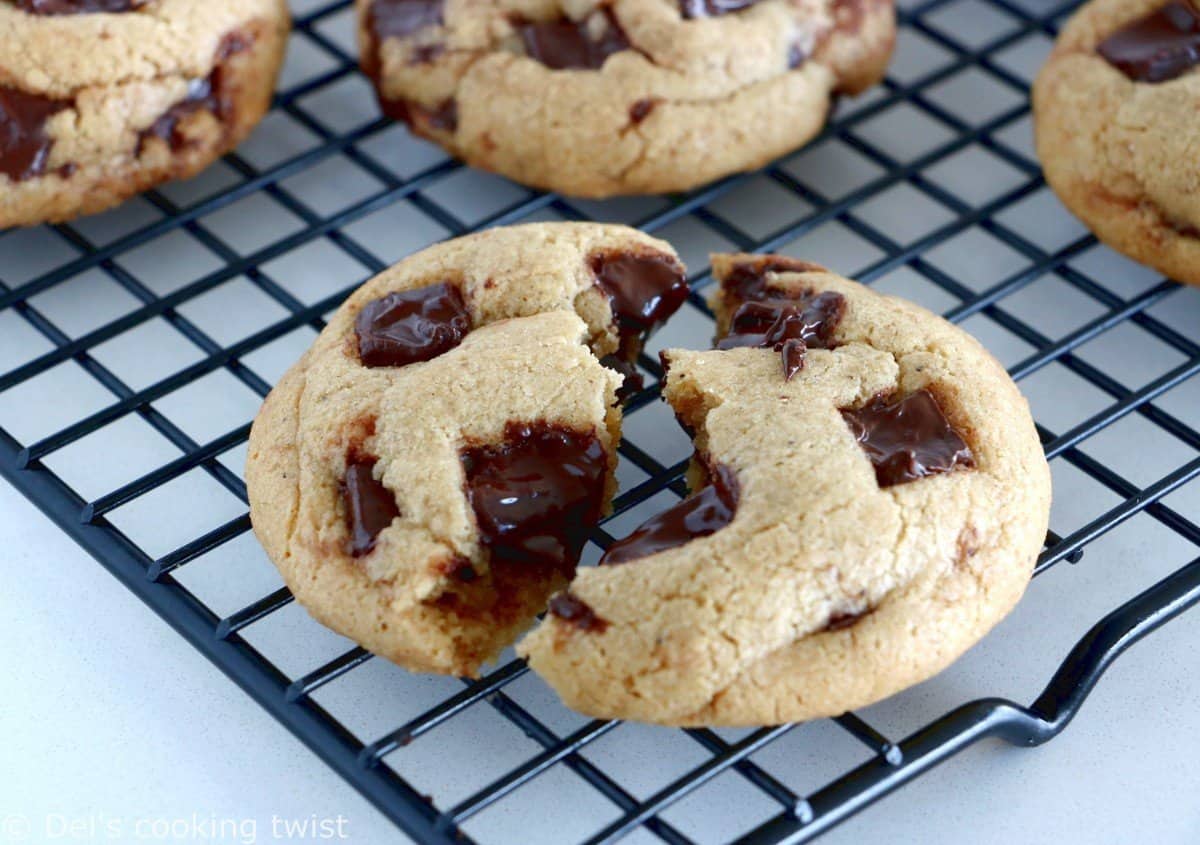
[518,254,1050,726]
[245,223,687,675]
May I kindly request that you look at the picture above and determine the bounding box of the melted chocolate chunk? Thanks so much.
[715,255,842,379]
[355,282,472,368]
[680,0,759,19]
[463,423,608,573]
[717,291,845,380]
[720,255,826,303]
[1097,1,1200,83]
[369,0,444,41]
[592,251,689,336]
[591,250,688,402]
[0,87,67,181]
[841,389,974,487]
[548,591,608,632]
[15,0,141,12]
[601,463,738,565]
[517,10,632,70]
[137,33,250,154]
[342,457,400,556]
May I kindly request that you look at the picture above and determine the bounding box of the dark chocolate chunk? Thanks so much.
[548,591,608,632]
[368,0,445,41]
[14,0,141,12]
[137,32,251,154]
[516,10,632,70]
[0,87,68,182]
[591,250,688,402]
[720,255,826,303]
[601,463,738,565]
[680,0,759,19]
[1097,1,1200,83]
[592,251,689,336]
[342,457,400,556]
[463,422,608,573]
[717,291,845,380]
[841,389,974,487]
[355,282,472,368]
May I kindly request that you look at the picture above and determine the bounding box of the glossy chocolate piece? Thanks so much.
[15,0,141,12]
[680,0,759,19]
[720,255,826,303]
[717,291,845,380]
[355,282,472,368]
[591,250,688,402]
[601,463,738,565]
[548,591,608,632]
[841,389,974,487]
[1097,1,1200,83]
[342,457,400,556]
[463,423,608,573]
[517,10,632,70]
[593,251,689,335]
[368,0,444,41]
[0,87,68,182]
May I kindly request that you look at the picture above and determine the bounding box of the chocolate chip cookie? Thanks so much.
[1034,0,1200,286]
[0,0,290,227]
[356,0,895,197]
[245,223,689,676]
[519,254,1051,726]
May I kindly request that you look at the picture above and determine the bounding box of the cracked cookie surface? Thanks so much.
[1034,0,1200,287]
[356,0,894,197]
[519,254,1051,726]
[0,0,290,227]
[245,222,688,676]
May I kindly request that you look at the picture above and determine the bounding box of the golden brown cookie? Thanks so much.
[1034,0,1200,286]
[356,0,895,197]
[245,223,689,676]
[519,254,1051,726]
[0,0,290,227]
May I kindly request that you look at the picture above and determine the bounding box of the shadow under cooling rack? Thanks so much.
[2,0,1200,843]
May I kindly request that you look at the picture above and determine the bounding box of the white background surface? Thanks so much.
[3,0,1200,842]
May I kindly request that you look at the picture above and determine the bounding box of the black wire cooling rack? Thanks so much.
[3,0,1200,842]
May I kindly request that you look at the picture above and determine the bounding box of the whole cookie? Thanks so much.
[1034,0,1200,286]
[0,0,290,228]
[519,254,1051,726]
[356,0,894,197]
[245,223,689,676]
